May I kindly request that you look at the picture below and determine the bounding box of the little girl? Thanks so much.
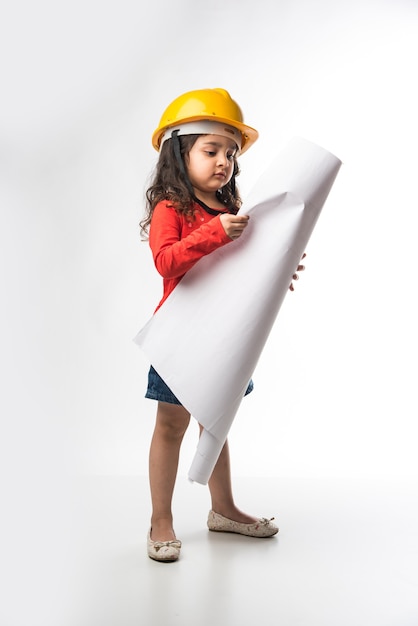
[140,88,302,562]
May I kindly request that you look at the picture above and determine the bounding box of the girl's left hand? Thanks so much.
[289,253,306,291]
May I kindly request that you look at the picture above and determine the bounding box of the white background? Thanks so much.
[1,0,417,487]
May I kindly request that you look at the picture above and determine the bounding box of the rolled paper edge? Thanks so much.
[188,428,225,485]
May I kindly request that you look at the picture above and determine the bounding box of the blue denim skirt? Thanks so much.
[145,365,254,406]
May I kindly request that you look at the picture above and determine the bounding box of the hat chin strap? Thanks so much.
[171,130,234,217]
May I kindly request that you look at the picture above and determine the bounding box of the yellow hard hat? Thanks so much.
[152,88,259,154]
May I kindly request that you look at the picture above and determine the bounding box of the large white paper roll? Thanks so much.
[135,137,342,484]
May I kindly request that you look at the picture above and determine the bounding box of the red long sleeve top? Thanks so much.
[149,200,233,312]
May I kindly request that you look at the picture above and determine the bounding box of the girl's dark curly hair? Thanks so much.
[139,134,242,238]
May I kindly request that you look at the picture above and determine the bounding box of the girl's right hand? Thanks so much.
[220,214,250,240]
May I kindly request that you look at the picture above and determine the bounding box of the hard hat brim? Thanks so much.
[152,114,258,154]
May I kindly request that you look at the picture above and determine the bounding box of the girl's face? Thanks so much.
[186,134,237,199]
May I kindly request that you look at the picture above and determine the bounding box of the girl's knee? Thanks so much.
[156,402,191,439]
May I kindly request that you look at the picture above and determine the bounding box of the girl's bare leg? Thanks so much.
[200,425,258,524]
[149,402,191,541]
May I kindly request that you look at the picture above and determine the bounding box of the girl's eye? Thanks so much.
[204,150,235,160]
